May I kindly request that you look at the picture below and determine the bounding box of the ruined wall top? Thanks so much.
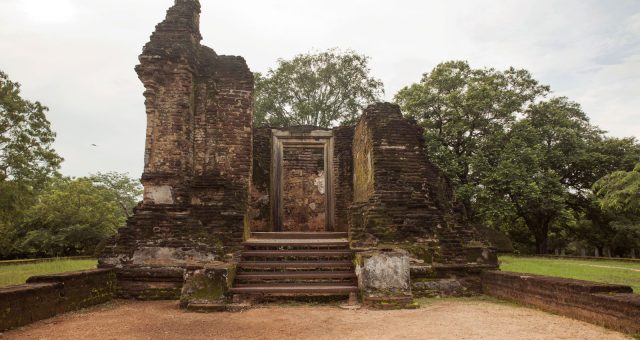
[139,0,205,65]
[360,102,403,122]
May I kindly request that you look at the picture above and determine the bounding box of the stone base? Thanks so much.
[355,249,417,309]
[179,263,236,310]
[185,302,251,313]
[114,267,185,300]
[410,263,497,298]
[363,294,418,310]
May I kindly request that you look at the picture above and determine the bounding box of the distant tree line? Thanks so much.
[0,70,141,259]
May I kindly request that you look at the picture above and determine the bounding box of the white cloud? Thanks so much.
[16,0,76,24]
[0,0,638,177]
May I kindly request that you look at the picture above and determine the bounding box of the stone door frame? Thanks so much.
[271,129,335,232]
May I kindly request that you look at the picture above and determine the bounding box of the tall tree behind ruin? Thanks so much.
[395,60,549,220]
[253,48,384,128]
[396,61,640,254]
[0,70,62,222]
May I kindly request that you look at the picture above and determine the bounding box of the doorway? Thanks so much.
[271,129,334,232]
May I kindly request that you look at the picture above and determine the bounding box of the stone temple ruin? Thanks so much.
[98,0,498,308]
[3,1,638,333]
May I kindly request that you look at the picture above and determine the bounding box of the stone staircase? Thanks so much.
[230,232,358,299]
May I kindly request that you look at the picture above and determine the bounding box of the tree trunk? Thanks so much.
[527,218,550,255]
[534,237,548,254]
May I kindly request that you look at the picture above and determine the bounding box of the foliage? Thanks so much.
[2,177,127,259]
[254,48,384,127]
[395,60,548,218]
[0,70,62,186]
[476,97,601,253]
[0,70,62,225]
[90,172,142,218]
[396,61,640,254]
[593,164,640,216]
[589,164,640,255]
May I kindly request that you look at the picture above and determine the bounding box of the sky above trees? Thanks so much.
[0,0,638,177]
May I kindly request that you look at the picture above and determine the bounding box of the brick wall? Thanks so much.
[482,271,640,334]
[0,269,116,331]
[98,0,253,299]
[349,103,497,300]
[333,126,354,232]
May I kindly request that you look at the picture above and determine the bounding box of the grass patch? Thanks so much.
[499,255,640,293]
[0,259,97,287]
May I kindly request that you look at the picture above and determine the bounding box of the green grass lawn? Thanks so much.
[0,259,97,287]
[499,255,640,293]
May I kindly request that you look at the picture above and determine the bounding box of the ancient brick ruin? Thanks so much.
[99,0,497,305]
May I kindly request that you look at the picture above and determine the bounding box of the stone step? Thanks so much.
[229,284,358,295]
[238,261,354,270]
[234,282,355,288]
[236,271,356,281]
[243,239,349,248]
[251,232,348,239]
[241,250,352,258]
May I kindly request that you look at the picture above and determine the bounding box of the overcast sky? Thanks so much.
[0,0,639,178]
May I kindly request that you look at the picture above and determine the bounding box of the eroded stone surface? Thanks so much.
[180,264,235,309]
[99,0,253,298]
[357,251,411,292]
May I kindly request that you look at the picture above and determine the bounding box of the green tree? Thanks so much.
[7,177,125,258]
[593,163,640,216]
[395,61,548,218]
[591,164,640,256]
[476,98,639,254]
[476,97,594,253]
[0,71,62,224]
[0,70,62,186]
[90,172,143,218]
[254,48,384,127]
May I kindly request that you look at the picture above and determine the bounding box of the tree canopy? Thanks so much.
[0,70,63,228]
[253,48,384,128]
[0,174,142,259]
[395,60,549,219]
[0,70,62,186]
[594,164,640,217]
[395,61,640,255]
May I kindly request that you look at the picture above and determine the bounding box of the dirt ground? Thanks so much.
[1,298,629,340]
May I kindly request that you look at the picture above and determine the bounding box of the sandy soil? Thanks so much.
[1,299,629,340]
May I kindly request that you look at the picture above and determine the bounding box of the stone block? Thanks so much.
[355,250,416,309]
[180,263,236,310]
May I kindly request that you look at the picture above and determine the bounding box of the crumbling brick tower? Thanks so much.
[99,0,254,299]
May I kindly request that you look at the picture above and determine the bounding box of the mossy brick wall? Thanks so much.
[482,271,640,334]
[0,269,116,331]
[350,103,444,244]
[333,126,354,232]
[99,0,253,299]
[349,103,491,266]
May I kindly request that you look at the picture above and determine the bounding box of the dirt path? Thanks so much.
[1,299,629,340]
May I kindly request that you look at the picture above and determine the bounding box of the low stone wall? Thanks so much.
[0,268,116,331]
[482,271,640,334]
[412,264,497,298]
